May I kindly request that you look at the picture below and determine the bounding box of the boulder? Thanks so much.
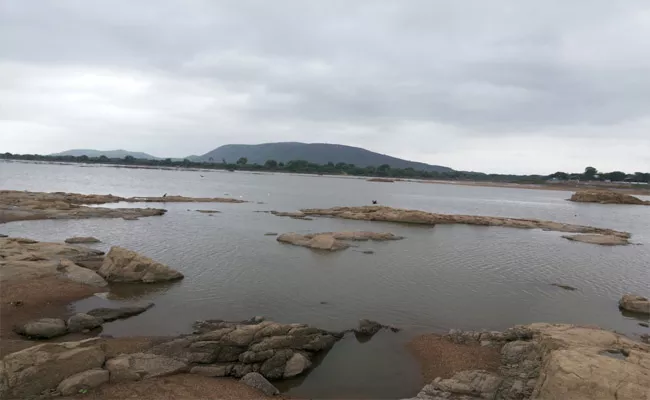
[283,352,311,378]
[0,338,105,398]
[64,236,101,244]
[14,318,67,339]
[58,259,108,287]
[277,231,402,252]
[105,353,187,382]
[67,313,104,333]
[240,372,279,396]
[98,246,183,283]
[355,319,383,337]
[57,368,109,396]
[86,303,154,322]
[619,294,650,315]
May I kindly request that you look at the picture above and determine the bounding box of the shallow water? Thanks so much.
[2,161,649,398]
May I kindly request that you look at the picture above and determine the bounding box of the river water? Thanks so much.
[2,161,649,398]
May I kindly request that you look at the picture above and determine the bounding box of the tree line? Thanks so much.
[2,153,649,185]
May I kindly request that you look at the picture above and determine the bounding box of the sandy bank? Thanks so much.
[299,206,631,245]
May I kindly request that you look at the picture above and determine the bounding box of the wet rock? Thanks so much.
[57,369,109,396]
[67,313,103,333]
[64,236,101,244]
[58,259,108,287]
[0,338,105,398]
[14,318,67,339]
[639,322,649,328]
[354,319,400,338]
[105,353,188,382]
[619,294,650,314]
[98,246,184,283]
[122,216,139,220]
[264,232,278,236]
[195,209,220,214]
[240,372,279,396]
[277,231,402,252]
[86,303,154,322]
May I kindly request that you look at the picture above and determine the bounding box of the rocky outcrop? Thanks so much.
[299,206,630,245]
[127,195,245,203]
[240,372,279,396]
[64,236,101,244]
[569,190,649,205]
[269,211,313,220]
[149,319,339,380]
[409,323,650,400]
[0,338,105,399]
[98,246,183,283]
[562,234,630,246]
[15,305,154,339]
[106,353,188,382]
[277,231,403,251]
[619,294,650,315]
[0,237,105,283]
[354,319,400,338]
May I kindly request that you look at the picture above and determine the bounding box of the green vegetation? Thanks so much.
[2,153,649,184]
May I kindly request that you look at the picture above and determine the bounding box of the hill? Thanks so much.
[50,149,160,160]
[198,142,453,172]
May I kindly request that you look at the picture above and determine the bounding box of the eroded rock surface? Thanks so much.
[569,190,649,205]
[64,236,101,244]
[98,246,183,283]
[408,323,650,400]
[277,231,403,251]
[299,206,630,245]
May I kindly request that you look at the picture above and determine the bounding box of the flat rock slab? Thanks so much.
[569,190,649,205]
[562,234,629,246]
[106,353,188,382]
[65,236,101,244]
[58,259,108,287]
[277,231,403,252]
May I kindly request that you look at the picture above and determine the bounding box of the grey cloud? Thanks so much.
[1,0,650,172]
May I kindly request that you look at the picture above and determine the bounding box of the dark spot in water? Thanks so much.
[320,301,329,305]
[550,283,577,291]
[639,322,649,328]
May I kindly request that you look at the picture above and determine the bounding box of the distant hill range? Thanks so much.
[50,149,160,160]
[197,142,453,172]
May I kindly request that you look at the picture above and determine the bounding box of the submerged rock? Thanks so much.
[86,303,155,322]
[354,319,400,339]
[67,313,103,332]
[277,231,403,252]
[619,294,650,315]
[569,190,649,205]
[64,236,101,244]
[562,233,629,246]
[98,246,184,283]
[550,283,578,291]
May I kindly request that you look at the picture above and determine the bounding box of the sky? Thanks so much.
[1,1,650,174]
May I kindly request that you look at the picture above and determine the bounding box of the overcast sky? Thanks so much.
[2,1,650,174]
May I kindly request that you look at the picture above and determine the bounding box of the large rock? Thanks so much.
[67,313,104,333]
[14,317,67,339]
[105,353,188,382]
[277,231,402,252]
[240,372,279,396]
[619,294,650,315]
[569,190,649,205]
[0,338,105,398]
[86,303,155,322]
[57,368,109,396]
[416,370,503,399]
[283,352,311,378]
[64,236,101,244]
[58,259,108,287]
[98,246,183,283]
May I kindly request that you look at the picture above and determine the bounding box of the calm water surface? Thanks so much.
[2,161,649,398]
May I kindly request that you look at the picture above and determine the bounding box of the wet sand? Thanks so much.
[407,334,501,383]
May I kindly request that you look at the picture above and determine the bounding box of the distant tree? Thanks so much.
[264,159,278,169]
[377,163,391,176]
[222,158,227,164]
[605,171,626,181]
[208,157,214,163]
[236,157,248,165]
[549,171,569,180]
[162,158,172,165]
[278,162,285,167]
[99,155,109,162]
[583,166,597,180]
[79,155,89,162]
[124,155,135,163]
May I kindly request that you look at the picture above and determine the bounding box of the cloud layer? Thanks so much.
[2,0,649,173]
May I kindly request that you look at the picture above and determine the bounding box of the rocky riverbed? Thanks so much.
[296,205,632,245]
[0,190,245,224]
